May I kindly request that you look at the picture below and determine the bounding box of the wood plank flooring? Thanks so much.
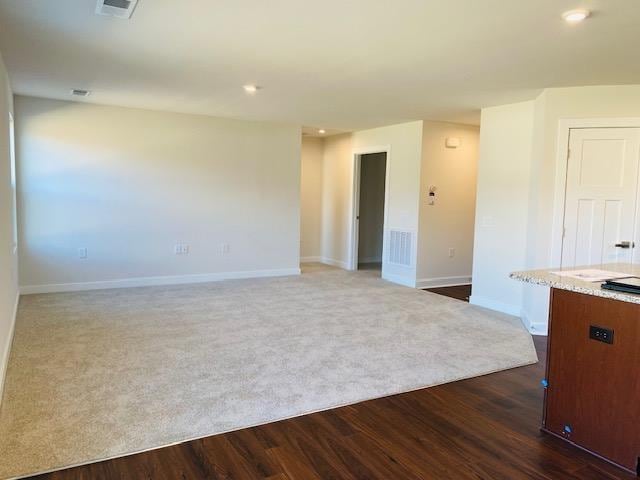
[29,335,635,480]
[424,284,472,302]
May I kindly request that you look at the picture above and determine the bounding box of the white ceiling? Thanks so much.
[0,0,639,131]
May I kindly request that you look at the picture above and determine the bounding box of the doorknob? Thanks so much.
[614,241,634,249]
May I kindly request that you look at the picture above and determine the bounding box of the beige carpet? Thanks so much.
[0,264,537,479]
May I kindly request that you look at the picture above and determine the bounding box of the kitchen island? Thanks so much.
[511,264,640,476]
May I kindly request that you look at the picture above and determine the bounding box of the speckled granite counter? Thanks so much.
[510,263,640,305]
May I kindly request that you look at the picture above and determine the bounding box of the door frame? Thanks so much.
[349,145,391,271]
[551,117,640,267]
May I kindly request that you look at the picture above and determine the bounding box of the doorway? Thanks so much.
[354,152,387,274]
[560,127,640,267]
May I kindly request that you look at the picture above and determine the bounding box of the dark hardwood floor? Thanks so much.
[29,336,635,480]
[425,284,472,302]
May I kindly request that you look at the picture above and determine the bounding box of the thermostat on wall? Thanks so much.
[428,185,437,205]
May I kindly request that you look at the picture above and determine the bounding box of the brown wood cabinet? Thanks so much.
[544,288,640,475]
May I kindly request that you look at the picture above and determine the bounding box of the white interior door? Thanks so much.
[561,127,640,267]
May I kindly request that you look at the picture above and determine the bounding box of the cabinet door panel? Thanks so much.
[545,289,640,472]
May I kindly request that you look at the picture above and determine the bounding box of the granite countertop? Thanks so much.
[510,263,640,305]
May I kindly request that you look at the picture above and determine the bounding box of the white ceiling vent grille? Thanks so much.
[96,0,138,19]
[71,89,90,97]
[388,230,413,267]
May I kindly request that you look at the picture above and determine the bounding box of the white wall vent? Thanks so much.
[96,0,139,19]
[388,230,413,267]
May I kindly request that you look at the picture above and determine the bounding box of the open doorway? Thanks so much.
[354,152,387,275]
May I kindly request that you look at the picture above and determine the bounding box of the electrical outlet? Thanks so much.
[174,244,190,255]
[589,325,614,344]
[220,243,230,255]
[448,248,455,258]
[78,247,88,259]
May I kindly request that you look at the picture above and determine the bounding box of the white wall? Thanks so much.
[357,152,386,263]
[317,120,478,289]
[0,53,18,402]
[15,96,302,292]
[473,85,640,333]
[319,122,423,285]
[352,122,423,285]
[417,121,478,288]
[300,136,323,261]
[523,85,640,331]
[320,133,353,269]
[471,101,535,318]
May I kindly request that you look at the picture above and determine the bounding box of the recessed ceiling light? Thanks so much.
[70,89,90,97]
[562,9,590,23]
[318,129,326,134]
[243,84,261,94]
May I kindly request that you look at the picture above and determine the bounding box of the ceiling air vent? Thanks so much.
[95,0,138,19]
[71,89,90,97]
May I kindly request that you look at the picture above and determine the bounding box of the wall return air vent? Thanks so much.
[96,0,139,19]
[388,230,413,267]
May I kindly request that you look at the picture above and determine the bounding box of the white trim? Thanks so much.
[349,146,391,272]
[300,256,322,263]
[0,292,20,407]
[318,257,350,270]
[530,329,548,337]
[349,153,361,271]
[521,312,549,336]
[416,276,472,289]
[381,272,416,288]
[551,117,640,268]
[469,294,543,335]
[469,294,522,317]
[20,268,301,295]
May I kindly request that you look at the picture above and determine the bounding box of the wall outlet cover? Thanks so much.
[174,244,190,255]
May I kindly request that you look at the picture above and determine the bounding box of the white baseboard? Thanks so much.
[382,272,416,288]
[319,257,350,270]
[521,313,549,336]
[20,268,302,295]
[416,275,472,289]
[300,256,322,263]
[0,291,20,406]
[469,294,522,317]
[528,323,548,336]
[467,295,546,335]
